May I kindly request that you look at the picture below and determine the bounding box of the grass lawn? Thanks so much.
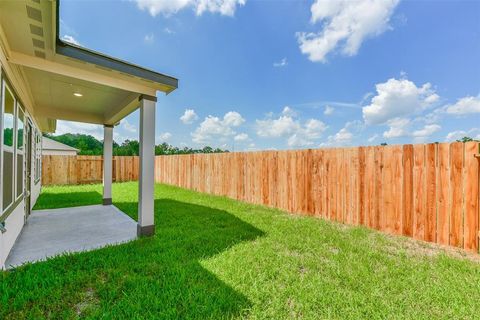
[2,182,480,319]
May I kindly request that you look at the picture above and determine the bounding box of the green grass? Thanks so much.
[2,182,480,319]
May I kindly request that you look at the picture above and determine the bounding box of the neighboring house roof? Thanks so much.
[42,137,79,153]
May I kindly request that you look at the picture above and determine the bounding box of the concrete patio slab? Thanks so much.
[5,205,137,269]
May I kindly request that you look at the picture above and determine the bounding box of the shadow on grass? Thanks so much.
[33,191,102,210]
[2,198,264,319]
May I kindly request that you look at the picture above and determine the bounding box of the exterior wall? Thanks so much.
[42,149,77,156]
[0,51,42,269]
[31,180,41,210]
[0,200,25,267]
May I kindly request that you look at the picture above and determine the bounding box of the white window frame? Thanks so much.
[1,80,17,215]
[34,129,41,184]
[0,72,3,214]
[15,103,25,201]
[32,130,36,180]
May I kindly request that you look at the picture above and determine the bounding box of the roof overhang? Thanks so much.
[0,0,178,132]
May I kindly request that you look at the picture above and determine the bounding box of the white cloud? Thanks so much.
[113,119,139,143]
[335,128,353,141]
[223,111,245,127]
[321,120,362,146]
[246,143,257,151]
[363,78,439,125]
[320,132,350,147]
[304,119,328,139]
[416,108,442,125]
[368,134,379,143]
[445,96,480,115]
[445,128,480,142]
[256,107,327,147]
[180,109,199,124]
[287,134,314,147]
[55,120,103,140]
[61,35,81,46]
[445,131,466,142]
[287,119,330,147]
[297,0,400,62]
[234,133,249,142]
[383,117,410,138]
[416,95,479,126]
[120,119,137,133]
[281,106,297,117]
[412,124,441,138]
[164,27,175,34]
[54,119,139,145]
[273,58,288,67]
[144,33,155,43]
[134,0,245,17]
[324,105,334,115]
[157,132,172,143]
[192,111,245,144]
[382,118,440,140]
[256,116,299,138]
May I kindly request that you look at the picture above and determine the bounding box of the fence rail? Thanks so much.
[42,142,480,252]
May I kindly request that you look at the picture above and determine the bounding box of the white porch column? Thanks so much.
[103,124,114,205]
[138,95,156,236]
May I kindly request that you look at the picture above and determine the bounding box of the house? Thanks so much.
[42,137,79,156]
[0,0,178,269]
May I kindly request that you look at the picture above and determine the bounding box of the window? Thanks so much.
[1,79,30,215]
[35,130,41,183]
[2,82,15,211]
[32,129,41,183]
[32,130,37,182]
[16,105,24,199]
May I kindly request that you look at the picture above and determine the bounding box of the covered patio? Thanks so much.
[5,204,136,269]
[0,0,178,269]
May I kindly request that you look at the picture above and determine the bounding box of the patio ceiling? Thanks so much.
[0,0,178,132]
[18,66,140,125]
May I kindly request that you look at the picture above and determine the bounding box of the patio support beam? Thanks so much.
[8,51,158,97]
[103,125,113,205]
[137,95,157,236]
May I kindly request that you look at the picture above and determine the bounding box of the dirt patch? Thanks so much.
[74,287,99,316]
[298,265,308,275]
[286,298,303,319]
[385,234,480,263]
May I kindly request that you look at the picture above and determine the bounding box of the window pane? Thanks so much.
[15,105,24,198]
[3,85,15,210]
[33,131,37,178]
[3,150,13,210]
[17,106,24,150]
[3,86,14,147]
[16,154,23,198]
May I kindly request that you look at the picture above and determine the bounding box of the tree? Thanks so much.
[114,140,140,156]
[44,133,103,155]
[44,133,228,155]
[456,136,479,143]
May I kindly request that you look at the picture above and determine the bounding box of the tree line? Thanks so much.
[44,133,228,156]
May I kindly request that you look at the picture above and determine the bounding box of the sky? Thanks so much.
[57,0,480,151]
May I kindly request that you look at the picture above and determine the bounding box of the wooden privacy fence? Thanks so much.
[42,155,139,185]
[42,142,480,252]
[155,142,480,252]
